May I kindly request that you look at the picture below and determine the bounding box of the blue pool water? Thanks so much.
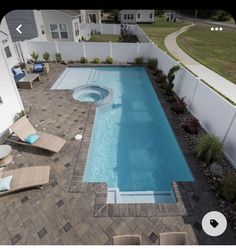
[52,67,194,200]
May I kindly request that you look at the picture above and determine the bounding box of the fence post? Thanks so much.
[109,41,112,58]
[136,42,140,55]
[222,109,236,143]
[189,77,200,111]
[100,23,103,34]
[82,41,86,57]
[113,24,116,34]
[54,41,59,53]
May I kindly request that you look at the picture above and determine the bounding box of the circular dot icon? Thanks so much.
[211,27,214,31]
[202,211,227,237]
[219,27,223,31]
[215,27,219,31]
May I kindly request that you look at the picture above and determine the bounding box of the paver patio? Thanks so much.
[0,63,235,245]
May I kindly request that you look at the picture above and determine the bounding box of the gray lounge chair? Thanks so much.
[159,232,187,245]
[112,235,141,245]
[6,116,66,153]
[0,166,50,196]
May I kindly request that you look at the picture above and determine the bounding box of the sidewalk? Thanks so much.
[165,24,236,104]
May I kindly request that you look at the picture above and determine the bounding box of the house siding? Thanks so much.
[120,10,155,24]
[41,10,74,42]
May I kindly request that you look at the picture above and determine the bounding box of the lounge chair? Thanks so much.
[112,235,141,245]
[6,116,66,153]
[159,232,187,245]
[0,166,50,196]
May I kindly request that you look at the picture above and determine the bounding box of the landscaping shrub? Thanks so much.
[182,117,200,134]
[13,110,28,122]
[106,56,113,64]
[43,52,50,62]
[31,51,39,62]
[92,58,100,64]
[147,58,158,70]
[195,134,223,163]
[135,57,144,65]
[171,97,186,114]
[80,56,88,63]
[55,53,62,63]
[220,173,236,202]
[165,65,180,95]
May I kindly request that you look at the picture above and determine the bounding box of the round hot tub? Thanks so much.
[73,84,113,106]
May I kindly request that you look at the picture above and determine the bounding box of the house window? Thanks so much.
[4,46,12,58]
[131,14,134,19]
[150,13,153,18]
[78,16,82,23]
[137,13,140,18]
[89,14,96,23]
[50,24,59,39]
[40,24,45,35]
[124,14,127,19]
[74,22,79,36]
[50,24,68,39]
[59,24,68,38]
[127,14,130,19]
[0,96,3,105]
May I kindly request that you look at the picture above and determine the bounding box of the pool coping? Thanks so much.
[62,64,212,218]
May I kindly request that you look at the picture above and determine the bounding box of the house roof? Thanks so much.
[57,10,82,17]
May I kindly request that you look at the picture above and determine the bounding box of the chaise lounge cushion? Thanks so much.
[12,67,25,82]
[0,175,13,192]
[24,133,40,144]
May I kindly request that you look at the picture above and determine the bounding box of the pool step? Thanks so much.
[107,188,176,204]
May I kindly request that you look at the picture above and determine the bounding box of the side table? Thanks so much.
[0,145,13,168]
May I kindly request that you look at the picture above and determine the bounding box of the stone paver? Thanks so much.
[0,63,235,245]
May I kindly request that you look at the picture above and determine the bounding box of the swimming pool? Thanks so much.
[52,67,194,203]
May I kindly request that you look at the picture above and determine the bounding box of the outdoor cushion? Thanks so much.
[34,64,43,70]
[0,175,13,192]
[24,134,40,144]
[12,67,23,75]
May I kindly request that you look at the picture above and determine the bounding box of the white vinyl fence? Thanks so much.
[18,37,236,168]
[79,23,150,43]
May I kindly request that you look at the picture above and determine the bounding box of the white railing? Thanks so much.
[18,37,236,168]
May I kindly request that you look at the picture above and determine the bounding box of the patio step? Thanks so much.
[107,188,176,204]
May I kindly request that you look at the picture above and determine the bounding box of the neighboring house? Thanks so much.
[4,9,101,43]
[118,10,155,24]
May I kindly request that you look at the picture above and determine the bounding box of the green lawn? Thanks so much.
[177,24,236,84]
[89,34,120,42]
[140,17,189,51]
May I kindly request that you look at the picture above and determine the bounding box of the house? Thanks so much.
[4,10,101,43]
[0,17,24,141]
[118,10,155,24]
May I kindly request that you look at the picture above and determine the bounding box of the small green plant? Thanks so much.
[13,110,28,122]
[80,56,88,63]
[92,58,100,64]
[31,51,39,62]
[135,57,144,65]
[43,52,50,62]
[55,53,62,63]
[195,134,223,163]
[106,56,113,64]
[147,58,158,70]
[220,173,236,202]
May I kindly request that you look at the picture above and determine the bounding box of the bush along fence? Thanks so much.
[16,37,236,168]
